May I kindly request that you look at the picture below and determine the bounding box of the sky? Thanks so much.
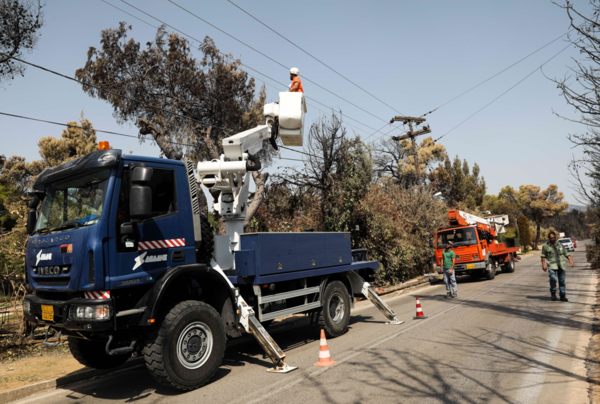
[0,0,594,205]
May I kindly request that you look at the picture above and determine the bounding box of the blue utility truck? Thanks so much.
[22,92,401,390]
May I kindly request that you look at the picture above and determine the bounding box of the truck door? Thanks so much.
[108,162,191,289]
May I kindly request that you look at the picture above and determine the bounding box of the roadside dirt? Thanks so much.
[0,349,85,393]
[0,333,87,394]
[588,268,600,404]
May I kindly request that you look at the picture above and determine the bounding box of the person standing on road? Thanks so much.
[541,231,575,302]
[442,241,457,298]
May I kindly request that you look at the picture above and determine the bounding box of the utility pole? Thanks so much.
[389,116,432,180]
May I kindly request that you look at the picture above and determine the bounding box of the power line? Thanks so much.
[362,122,403,143]
[0,111,303,164]
[163,0,392,125]
[434,43,572,143]
[421,28,575,118]
[226,0,404,116]
[106,1,392,138]
[2,53,235,135]
[279,157,304,162]
[101,0,162,34]
[0,110,158,141]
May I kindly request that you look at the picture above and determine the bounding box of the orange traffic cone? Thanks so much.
[313,329,337,367]
[414,296,428,320]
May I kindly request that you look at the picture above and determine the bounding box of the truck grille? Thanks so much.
[32,277,70,287]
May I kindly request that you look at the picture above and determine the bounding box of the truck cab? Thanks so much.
[23,148,221,351]
[434,225,488,275]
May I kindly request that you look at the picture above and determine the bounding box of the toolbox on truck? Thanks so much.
[233,232,353,278]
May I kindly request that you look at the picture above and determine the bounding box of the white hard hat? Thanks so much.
[290,67,299,75]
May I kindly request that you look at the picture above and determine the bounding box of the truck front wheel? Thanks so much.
[68,337,131,369]
[143,301,226,391]
[310,280,351,338]
[484,262,496,280]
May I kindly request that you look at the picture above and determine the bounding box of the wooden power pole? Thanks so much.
[389,116,432,180]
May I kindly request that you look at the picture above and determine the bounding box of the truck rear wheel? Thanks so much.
[502,255,515,273]
[143,301,226,391]
[68,337,131,369]
[310,280,351,338]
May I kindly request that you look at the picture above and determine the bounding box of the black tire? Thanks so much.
[484,262,496,280]
[197,215,214,265]
[502,255,515,273]
[310,281,351,338]
[68,337,130,369]
[143,301,226,391]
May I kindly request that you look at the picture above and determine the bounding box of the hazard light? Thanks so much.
[99,141,110,150]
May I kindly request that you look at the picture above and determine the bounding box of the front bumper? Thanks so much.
[24,294,114,331]
[437,261,486,274]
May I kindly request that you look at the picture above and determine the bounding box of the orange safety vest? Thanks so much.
[290,76,304,93]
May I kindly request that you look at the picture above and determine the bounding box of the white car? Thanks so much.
[558,238,575,252]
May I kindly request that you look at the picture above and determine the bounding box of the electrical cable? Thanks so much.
[105,0,393,138]
[226,0,404,116]
[279,157,304,162]
[2,53,235,135]
[434,43,572,143]
[0,111,306,164]
[0,111,196,145]
[162,0,392,124]
[421,28,575,118]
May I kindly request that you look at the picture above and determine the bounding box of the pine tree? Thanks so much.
[517,214,531,253]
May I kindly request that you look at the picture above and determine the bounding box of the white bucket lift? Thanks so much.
[264,92,307,147]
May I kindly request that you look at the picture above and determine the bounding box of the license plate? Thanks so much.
[41,305,54,321]
[466,264,475,269]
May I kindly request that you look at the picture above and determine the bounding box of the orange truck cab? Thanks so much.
[434,210,520,281]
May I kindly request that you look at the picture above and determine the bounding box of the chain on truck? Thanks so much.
[21,92,403,391]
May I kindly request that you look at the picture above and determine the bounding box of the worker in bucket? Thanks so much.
[442,241,457,298]
[289,67,304,93]
[541,231,574,302]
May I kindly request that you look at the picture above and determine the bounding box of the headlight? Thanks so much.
[69,304,112,321]
[23,300,31,315]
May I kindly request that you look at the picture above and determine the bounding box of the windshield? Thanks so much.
[437,227,478,249]
[558,239,571,244]
[34,169,111,233]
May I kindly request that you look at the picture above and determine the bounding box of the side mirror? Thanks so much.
[429,238,435,249]
[20,192,36,201]
[26,210,38,235]
[130,166,153,220]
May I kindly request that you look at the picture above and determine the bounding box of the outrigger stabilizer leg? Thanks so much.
[237,298,298,373]
[348,271,404,325]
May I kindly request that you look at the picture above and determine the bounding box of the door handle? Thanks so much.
[171,250,185,262]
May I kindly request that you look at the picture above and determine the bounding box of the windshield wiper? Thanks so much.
[33,227,50,235]
[54,221,81,231]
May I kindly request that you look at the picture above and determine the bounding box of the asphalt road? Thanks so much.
[16,241,595,404]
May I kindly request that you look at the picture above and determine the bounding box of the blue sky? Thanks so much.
[0,0,593,205]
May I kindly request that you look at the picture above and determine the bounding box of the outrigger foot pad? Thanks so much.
[267,362,298,373]
[385,319,405,325]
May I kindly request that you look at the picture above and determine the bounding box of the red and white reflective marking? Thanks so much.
[138,239,185,251]
[84,291,111,300]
